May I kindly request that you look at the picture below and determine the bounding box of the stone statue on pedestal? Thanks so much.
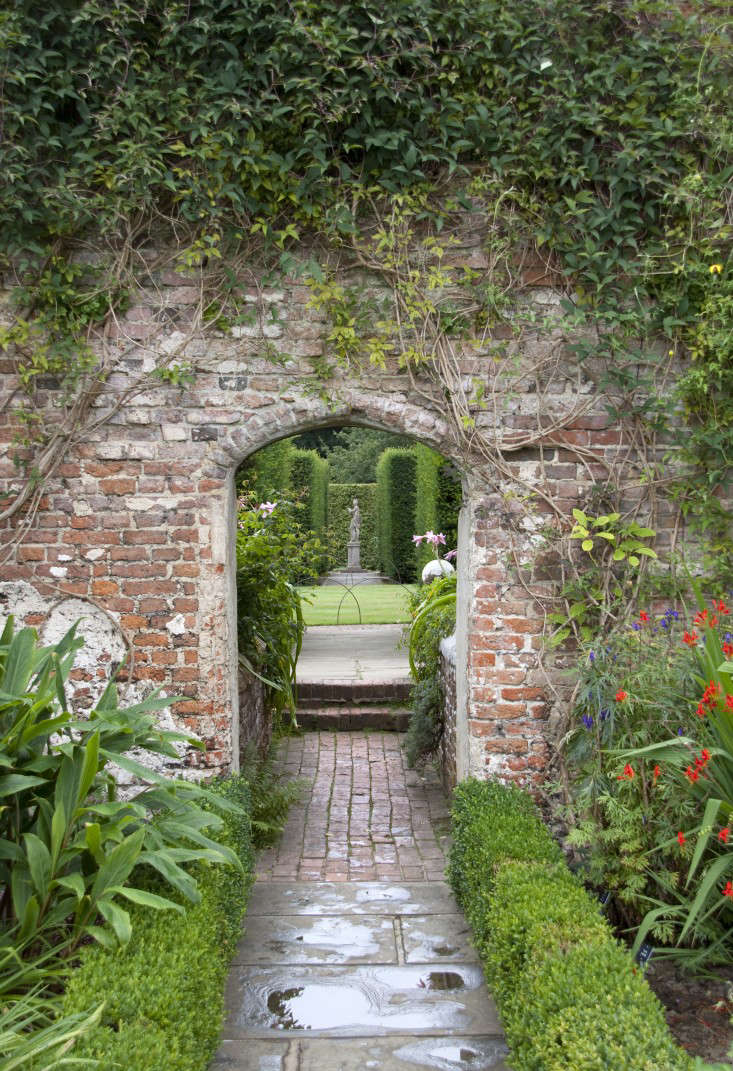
[347,497,361,569]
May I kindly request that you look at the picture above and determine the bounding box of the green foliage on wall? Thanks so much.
[327,483,378,571]
[290,448,329,533]
[376,449,418,581]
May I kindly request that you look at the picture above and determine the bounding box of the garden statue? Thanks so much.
[347,497,361,569]
[348,497,361,543]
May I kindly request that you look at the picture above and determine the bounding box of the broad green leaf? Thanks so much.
[86,924,117,950]
[0,773,47,797]
[24,833,52,896]
[55,871,86,900]
[581,538,593,551]
[91,828,145,900]
[685,798,722,886]
[112,885,185,913]
[98,898,132,945]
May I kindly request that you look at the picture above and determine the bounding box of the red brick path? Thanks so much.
[255,731,451,882]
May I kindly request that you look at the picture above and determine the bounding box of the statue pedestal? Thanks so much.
[347,541,361,569]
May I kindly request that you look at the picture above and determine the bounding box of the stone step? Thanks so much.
[296,704,411,732]
[297,679,412,706]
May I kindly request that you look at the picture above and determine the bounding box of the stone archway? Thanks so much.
[213,389,478,782]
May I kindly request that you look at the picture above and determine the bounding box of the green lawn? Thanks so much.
[298,583,417,625]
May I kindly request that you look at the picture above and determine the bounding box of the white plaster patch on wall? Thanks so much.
[166,613,186,636]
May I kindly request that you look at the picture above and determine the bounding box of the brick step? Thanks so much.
[296,704,411,732]
[296,679,412,706]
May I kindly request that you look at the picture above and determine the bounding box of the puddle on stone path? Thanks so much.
[240,916,394,964]
[232,966,489,1035]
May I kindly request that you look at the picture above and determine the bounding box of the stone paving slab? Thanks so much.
[212,1036,509,1070]
[224,964,499,1038]
[233,914,398,965]
[297,625,410,683]
[400,915,479,964]
[247,881,461,918]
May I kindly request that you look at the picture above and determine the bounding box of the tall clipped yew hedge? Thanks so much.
[290,448,328,533]
[328,483,378,570]
[376,449,417,581]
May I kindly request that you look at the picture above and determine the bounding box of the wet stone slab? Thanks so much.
[234,915,398,965]
[224,964,499,1038]
[401,916,479,964]
[246,881,461,918]
[212,1036,509,1070]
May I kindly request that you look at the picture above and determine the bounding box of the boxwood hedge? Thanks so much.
[448,779,693,1071]
[61,775,254,1071]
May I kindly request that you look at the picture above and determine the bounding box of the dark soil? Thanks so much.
[645,959,733,1065]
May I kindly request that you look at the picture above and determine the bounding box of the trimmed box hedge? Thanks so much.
[61,775,255,1071]
[448,779,693,1071]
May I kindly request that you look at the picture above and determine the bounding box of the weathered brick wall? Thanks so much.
[238,664,271,761]
[0,243,677,786]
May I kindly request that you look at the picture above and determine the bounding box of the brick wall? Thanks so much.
[0,242,675,786]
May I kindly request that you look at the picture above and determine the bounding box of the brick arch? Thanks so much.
[216,390,480,782]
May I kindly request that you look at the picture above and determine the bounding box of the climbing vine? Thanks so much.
[0,0,730,599]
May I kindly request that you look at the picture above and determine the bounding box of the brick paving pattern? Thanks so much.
[256,730,451,883]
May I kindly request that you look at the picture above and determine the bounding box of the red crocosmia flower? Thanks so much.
[653,764,661,782]
[697,702,707,718]
[716,600,730,615]
[694,610,708,626]
[683,631,699,647]
[616,763,634,781]
[718,828,730,844]
[678,831,686,846]
[701,749,711,763]
[686,766,700,783]
[724,642,733,657]
[726,695,733,710]
[723,881,733,899]
[639,611,649,623]
[615,689,628,701]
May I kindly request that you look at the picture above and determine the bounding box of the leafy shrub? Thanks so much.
[376,448,417,581]
[405,575,456,766]
[0,617,240,961]
[236,499,314,726]
[327,482,378,570]
[449,777,693,1071]
[240,741,304,849]
[61,775,254,1071]
[559,592,733,963]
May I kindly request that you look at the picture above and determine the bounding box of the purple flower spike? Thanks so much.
[632,623,641,631]
[600,709,610,721]
[589,650,595,663]
[582,713,593,729]
[677,727,684,736]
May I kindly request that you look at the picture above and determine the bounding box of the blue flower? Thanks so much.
[600,709,610,721]
[589,650,595,663]
[582,713,593,729]
[632,622,641,631]
[678,727,684,736]
[661,619,668,629]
